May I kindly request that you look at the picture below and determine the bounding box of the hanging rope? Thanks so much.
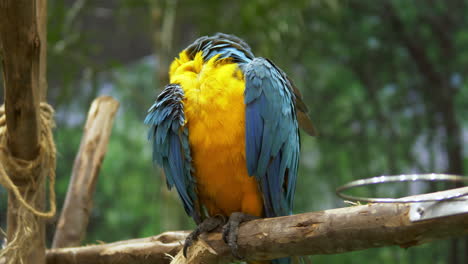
[0,103,57,263]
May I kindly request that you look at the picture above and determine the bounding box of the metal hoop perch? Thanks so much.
[336,173,468,203]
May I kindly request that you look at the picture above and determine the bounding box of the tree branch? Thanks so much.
[46,231,190,264]
[45,187,468,264]
[52,96,119,248]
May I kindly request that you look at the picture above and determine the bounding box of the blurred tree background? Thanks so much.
[1,0,467,263]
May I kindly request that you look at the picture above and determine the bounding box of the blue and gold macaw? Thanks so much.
[145,33,315,264]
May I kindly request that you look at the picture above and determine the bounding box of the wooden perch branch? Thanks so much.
[46,231,190,264]
[52,96,120,248]
[45,187,468,264]
[171,201,468,263]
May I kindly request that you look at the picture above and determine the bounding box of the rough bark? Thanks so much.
[46,231,190,264]
[45,188,468,264]
[52,96,120,248]
[0,0,48,263]
[172,203,468,264]
[0,0,41,159]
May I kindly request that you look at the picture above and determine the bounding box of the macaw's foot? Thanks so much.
[222,212,259,260]
[183,215,225,257]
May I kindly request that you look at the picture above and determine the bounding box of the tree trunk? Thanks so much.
[0,0,49,263]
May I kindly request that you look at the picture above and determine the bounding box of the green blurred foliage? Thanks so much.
[1,0,467,263]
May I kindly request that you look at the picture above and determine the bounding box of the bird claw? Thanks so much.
[183,231,197,258]
[222,212,259,260]
[183,215,225,258]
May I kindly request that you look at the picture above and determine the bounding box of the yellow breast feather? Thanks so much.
[168,50,263,217]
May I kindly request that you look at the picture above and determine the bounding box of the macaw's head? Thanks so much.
[169,50,204,78]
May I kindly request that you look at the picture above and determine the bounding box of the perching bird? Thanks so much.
[145,33,315,264]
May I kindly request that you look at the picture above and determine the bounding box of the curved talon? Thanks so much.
[222,221,244,259]
[182,215,225,258]
[183,230,198,257]
[222,212,259,260]
[183,240,191,257]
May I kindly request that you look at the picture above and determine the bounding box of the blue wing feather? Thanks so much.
[244,58,300,218]
[245,99,264,175]
[144,84,200,223]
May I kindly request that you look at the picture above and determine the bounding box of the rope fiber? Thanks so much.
[0,103,57,263]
